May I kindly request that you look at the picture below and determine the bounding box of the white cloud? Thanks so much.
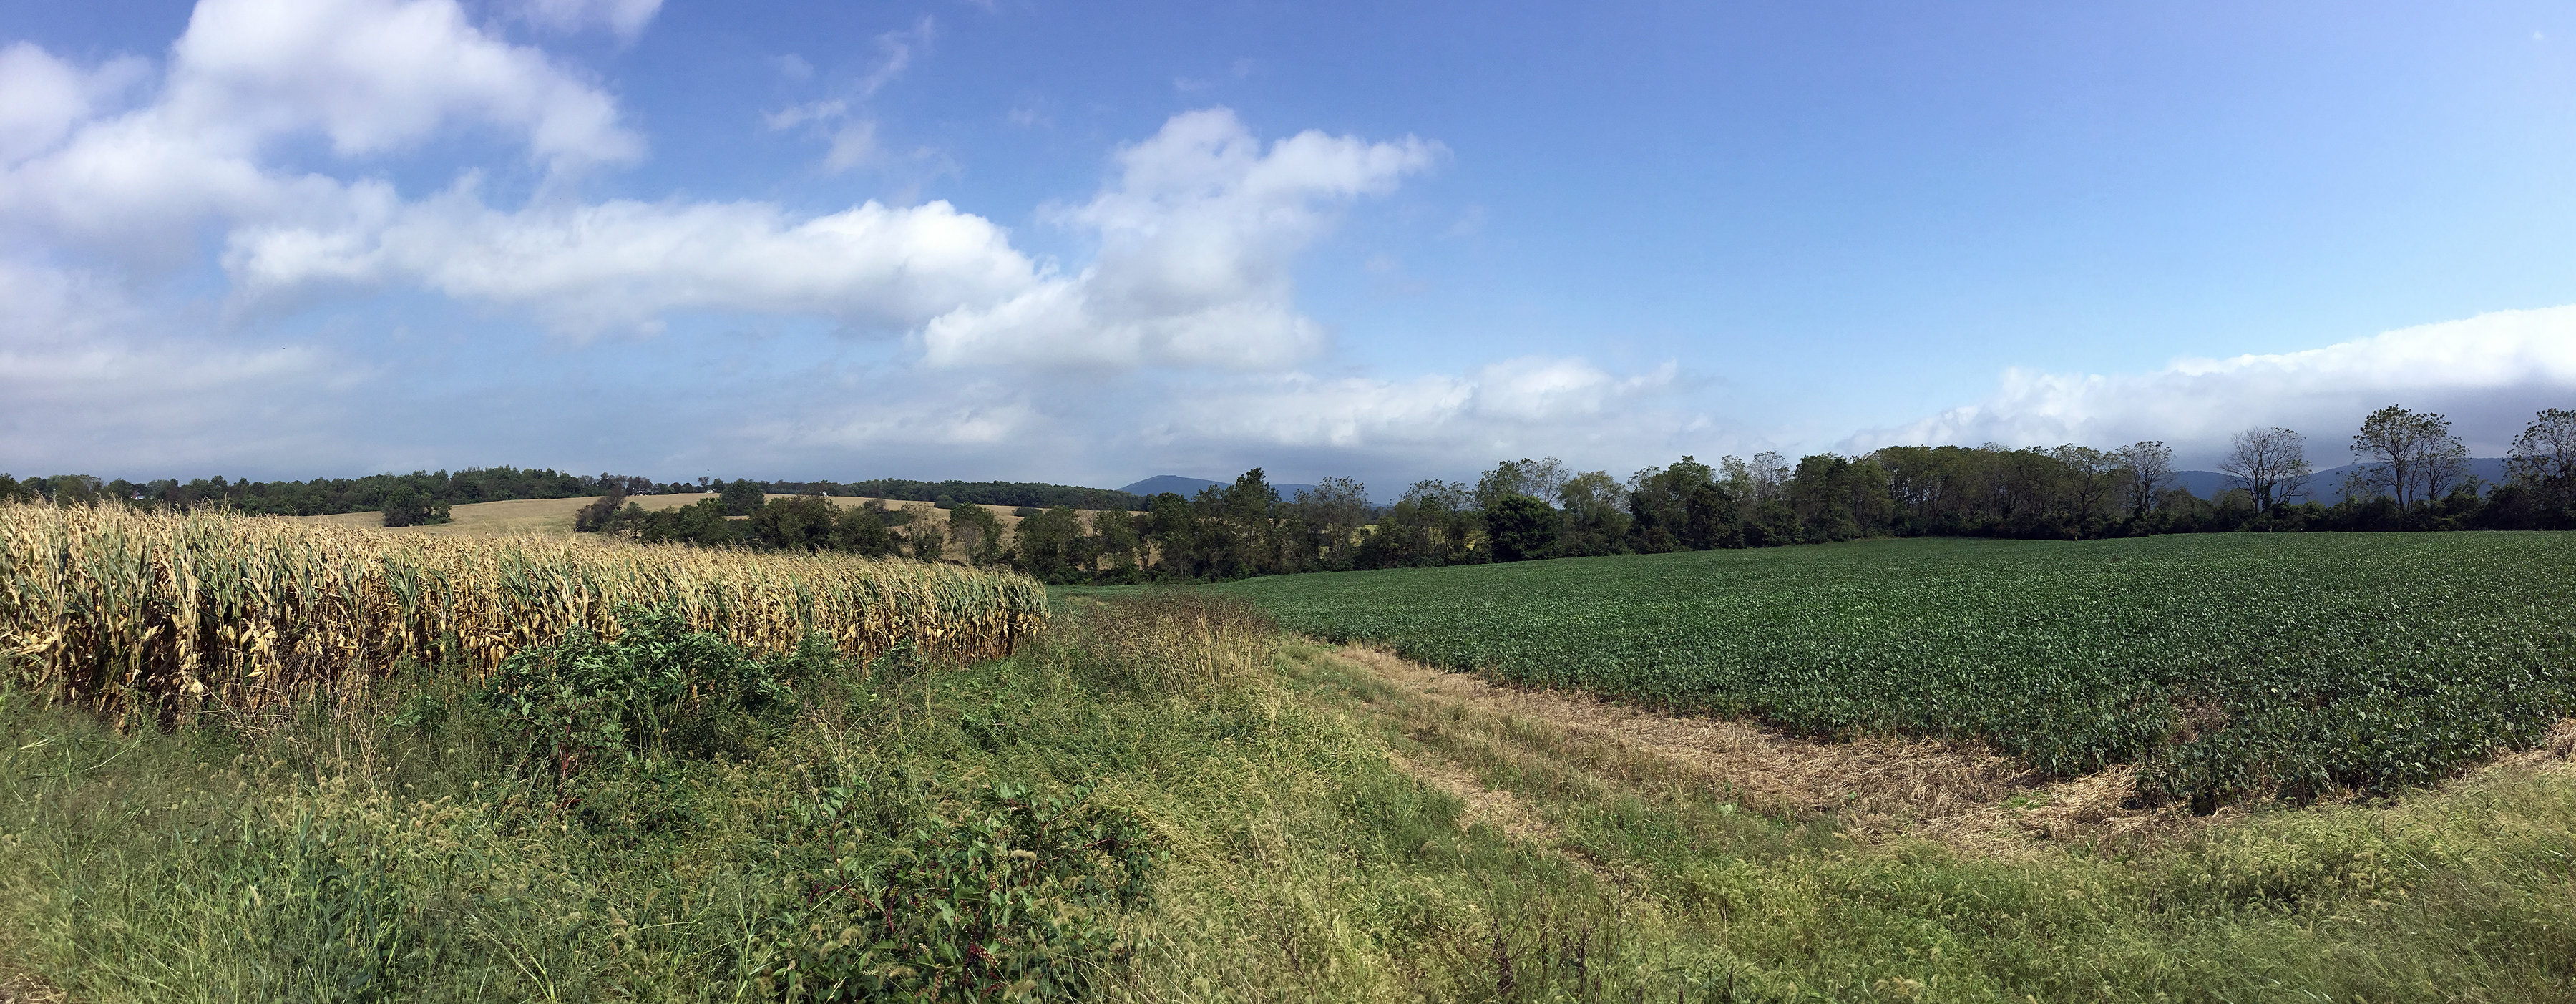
[2,4,1535,484]
[922,108,1445,369]
[0,0,638,261]
[515,0,663,40]
[225,182,1043,335]
[166,0,638,167]
[1148,356,1679,454]
[225,107,1442,356]
[0,258,366,474]
[0,43,149,165]
[1849,306,2576,463]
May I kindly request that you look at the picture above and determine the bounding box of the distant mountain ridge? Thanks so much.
[1121,474,1320,499]
[2172,458,2507,504]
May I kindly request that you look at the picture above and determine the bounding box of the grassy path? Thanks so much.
[1274,635,2576,1000]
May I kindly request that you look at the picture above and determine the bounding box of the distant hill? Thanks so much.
[2173,458,2508,503]
[1121,474,1320,499]
[834,479,1142,511]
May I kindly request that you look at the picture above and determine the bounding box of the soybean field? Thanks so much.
[1215,533,2576,809]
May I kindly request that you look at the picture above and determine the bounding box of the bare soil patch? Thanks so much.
[0,963,63,1004]
[1392,750,1557,844]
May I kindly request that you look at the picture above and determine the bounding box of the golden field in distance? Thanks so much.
[284,493,1148,544]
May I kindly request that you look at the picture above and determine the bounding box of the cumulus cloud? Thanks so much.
[165,0,638,167]
[4,1,1631,487]
[222,105,1439,354]
[922,107,1445,369]
[225,181,1042,334]
[1848,306,2576,463]
[0,0,638,260]
[0,43,149,165]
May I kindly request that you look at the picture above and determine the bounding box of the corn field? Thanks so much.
[0,504,1047,723]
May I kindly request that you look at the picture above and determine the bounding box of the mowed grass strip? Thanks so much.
[0,503,1045,723]
[1201,533,2576,807]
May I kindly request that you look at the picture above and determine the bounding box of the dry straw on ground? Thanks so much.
[1,504,1046,723]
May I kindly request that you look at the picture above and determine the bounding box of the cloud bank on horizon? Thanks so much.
[3,0,2572,490]
[1853,308,2576,467]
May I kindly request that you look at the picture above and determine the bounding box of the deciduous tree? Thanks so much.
[2350,406,2469,510]
[2114,441,2175,520]
[2507,407,2576,512]
[2218,428,2312,510]
[1485,494,1560,561]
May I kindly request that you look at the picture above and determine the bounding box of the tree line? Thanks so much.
[10,404,2567,580]
[0,469,1148,528]
[0,467,654,524]
[565,404,2576,584]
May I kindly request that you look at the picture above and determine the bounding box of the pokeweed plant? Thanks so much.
[476,604,800,779]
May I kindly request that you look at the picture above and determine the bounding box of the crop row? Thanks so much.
[1220,533,2576,808]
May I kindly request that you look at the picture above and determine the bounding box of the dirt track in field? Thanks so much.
[1320,643,2576,857]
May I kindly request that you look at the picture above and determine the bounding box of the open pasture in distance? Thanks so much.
[1212,533,2576,809]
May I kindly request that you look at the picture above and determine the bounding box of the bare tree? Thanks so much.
[1524,457,1568,504]
[1750,451,1790,503]
[2507,407,2576,510]
[1292,476,1372,568]
[2351,406,2469,509]
[2049,444,2118,537]
[2113,440,2175,520]
[2218,427,2313,510]
[1475,459,1565,510]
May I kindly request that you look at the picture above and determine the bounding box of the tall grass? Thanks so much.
[0,503,1045,723]
[3,585,2571,1000]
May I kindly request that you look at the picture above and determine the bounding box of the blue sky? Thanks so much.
[4,0,2575,492]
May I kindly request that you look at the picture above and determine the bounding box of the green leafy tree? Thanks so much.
[1143,492,1197,577]
[948,503,1009,567]
[573,489,628,532]
[1625,457,1715,552]
[1010,505,1088,582]
[379,486,450,527]
[1214,469,1284,576]
[1553,470,1631,557]
[1485,494,1561,562]
[830,502,903,557]
[1290,476,1372,570]
[1088,506,1145,579]
[749,495,839,551]
[721,478,769,517]
[2350,406,2469,510]
[904,505,949,562]
[631,499,741,545]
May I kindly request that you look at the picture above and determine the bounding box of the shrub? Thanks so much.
[379,487,450,527]
[474,605,801,778]
[1485,494,1561,562]
[755,781,1157,1003]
